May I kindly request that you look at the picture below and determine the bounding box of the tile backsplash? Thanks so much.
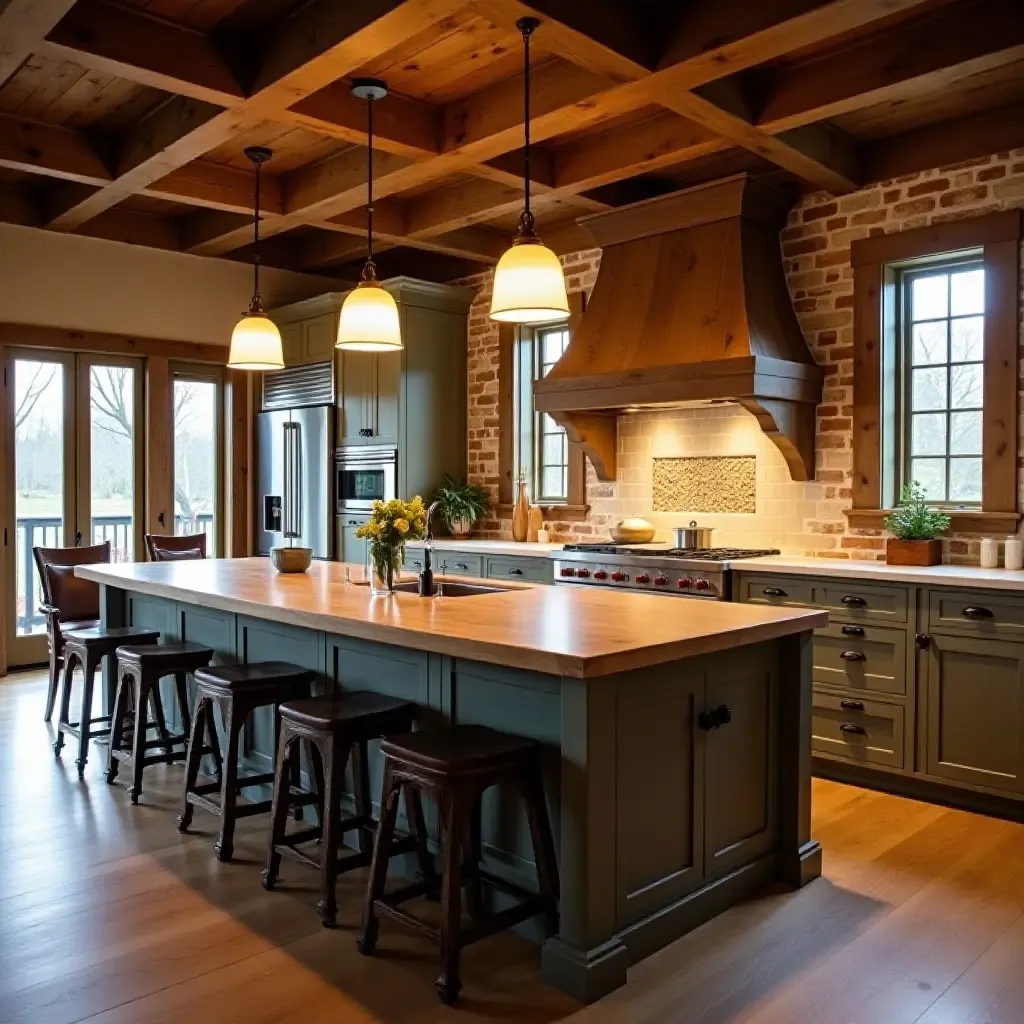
[652,453,756,514]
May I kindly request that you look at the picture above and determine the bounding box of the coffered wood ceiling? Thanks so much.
[0,0,1021,282]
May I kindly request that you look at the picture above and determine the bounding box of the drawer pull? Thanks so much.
[507,567,524,576]
[698,704,733,731]
[840,650,866,662]
[841,625,865,637]
[411,560,422,568]
[762,587,787,597]
[962,606,993,619]
[840,699,865,711]
[839,723,867,736]
[455,562,469,571]
[841,595,867,607]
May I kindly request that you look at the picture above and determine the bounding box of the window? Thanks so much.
[848,210,1021,532]
[900,261,984,505]
[515,324,571,503]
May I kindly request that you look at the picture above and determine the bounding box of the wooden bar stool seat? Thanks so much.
[357,724,559,1005]
[106,642,215,803]
[262,692,435,928]
[54,625,161,776]
[177,661,314,862]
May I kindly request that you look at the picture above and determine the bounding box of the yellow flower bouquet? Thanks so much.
[356,496,427,594]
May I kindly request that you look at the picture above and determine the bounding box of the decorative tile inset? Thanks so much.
[652,456,756,513]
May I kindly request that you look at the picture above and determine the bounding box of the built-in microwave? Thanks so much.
[335,445,397,512]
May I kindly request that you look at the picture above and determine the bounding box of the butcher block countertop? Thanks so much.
[77,558,826,679]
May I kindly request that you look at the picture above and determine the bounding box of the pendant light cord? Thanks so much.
[365,93,375,278]
[252,157,262,309]
[519,18,536,238]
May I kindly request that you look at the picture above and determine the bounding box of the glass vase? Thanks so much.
[368,541,402,596]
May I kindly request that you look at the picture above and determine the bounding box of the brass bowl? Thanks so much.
[610,517,656,544]
[270,546,313,573]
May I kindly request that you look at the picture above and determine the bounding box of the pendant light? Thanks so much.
[489,17,568,325]
[228,146,284,370]
[337,78,402,352]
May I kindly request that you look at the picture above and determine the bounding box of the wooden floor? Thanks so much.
[3,669,1024,1024]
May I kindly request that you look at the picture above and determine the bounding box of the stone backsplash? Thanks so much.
[461,149,1024,562]
[652,455,756,514]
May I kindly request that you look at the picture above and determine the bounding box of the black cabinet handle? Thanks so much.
[347,519,359,525]
[840,699,865,711]
[841,625,865,637]
[840,650,866,662]
[455,562,469,571]
[962,606,993,619]
[916,633,931,650]
[411,560,422,568]
[358,427,374,437]
[698,704,733,731]
[762,587,787,597]
[840,723,867,736]
[841,595,867,607]
[507,568,523,576]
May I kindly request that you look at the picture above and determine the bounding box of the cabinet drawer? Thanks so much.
[812,692,904,769]
[485,556,552,584]
[738,575,815,608]
[812,622,907,697]
[818,582,908,624]
[927,589,1024,639]
[402,550,482,576]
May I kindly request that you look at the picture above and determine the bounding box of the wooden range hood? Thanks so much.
[533,174,824,481]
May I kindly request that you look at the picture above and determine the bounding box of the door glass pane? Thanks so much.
[89,365,136,561]
[174,379,217,556]
[14,360,64,635]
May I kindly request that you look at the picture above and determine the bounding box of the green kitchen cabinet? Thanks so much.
[337,513,369,567]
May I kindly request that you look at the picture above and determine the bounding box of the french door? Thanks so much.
[4,350,144,667]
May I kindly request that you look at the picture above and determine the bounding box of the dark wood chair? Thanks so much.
[144,532,207,561]
[33,541,109,722]
[357,724,560,1005]
[107,641,215,803]
[177,661,315,862]
[262,693,432,928]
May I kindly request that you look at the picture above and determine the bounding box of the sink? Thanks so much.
[392,580,513,597]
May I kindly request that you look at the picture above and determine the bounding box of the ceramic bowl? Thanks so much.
[610,517,656,543]
[270,546,313,573]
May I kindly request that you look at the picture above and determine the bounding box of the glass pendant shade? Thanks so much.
[337,279,402,352]
[228,311,284,370]
[490,236,569,324]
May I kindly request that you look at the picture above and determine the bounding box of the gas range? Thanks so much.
[554,544,780,600]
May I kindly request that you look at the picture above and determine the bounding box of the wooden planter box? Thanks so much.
[886,538,942,566]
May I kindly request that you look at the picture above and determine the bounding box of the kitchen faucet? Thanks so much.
[419,500,444,596]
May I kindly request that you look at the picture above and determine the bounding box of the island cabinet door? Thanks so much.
[703,652,778,882]
[924,633,1024,796]
[615,668,704,929]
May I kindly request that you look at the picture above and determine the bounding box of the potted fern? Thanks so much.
[434,475,491,538]
[883,483,951,566]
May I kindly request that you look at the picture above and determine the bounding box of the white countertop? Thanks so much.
[406,539,564,556]
[735,555,1024,591]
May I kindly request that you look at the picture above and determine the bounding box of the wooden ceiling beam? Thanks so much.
[44,0,466,231]
[0,0,77,90]
[42,0,245,107]
[757,0,1024,131]
[0,113,112,184]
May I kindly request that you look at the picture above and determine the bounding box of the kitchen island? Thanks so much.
[77,557,827,1003]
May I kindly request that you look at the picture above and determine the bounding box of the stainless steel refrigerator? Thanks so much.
[256,405,333,558]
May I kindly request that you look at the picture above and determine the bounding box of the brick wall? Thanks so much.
[461,149,1024,562]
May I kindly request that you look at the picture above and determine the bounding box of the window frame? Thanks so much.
[847,210,1021,533]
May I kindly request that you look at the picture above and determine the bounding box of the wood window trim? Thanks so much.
[849,210,1022,524]
[496,290,589,513]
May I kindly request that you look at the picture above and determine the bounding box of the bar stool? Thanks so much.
[106,641,215,803]
[357,724,560,1005]
[262,693,433,928]
[177,662,314,862]
[54,625,162,775]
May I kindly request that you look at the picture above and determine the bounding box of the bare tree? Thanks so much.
[90,366,133,439]
[15,364,57,431]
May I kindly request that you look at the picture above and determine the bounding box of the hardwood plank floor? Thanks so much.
[2,667,1024,1023]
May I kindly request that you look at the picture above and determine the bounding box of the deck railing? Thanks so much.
[15,512,214,633]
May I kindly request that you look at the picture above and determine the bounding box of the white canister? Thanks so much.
[980,537,1000,569]
[1005,536,1024,571]
[536,528,550,544]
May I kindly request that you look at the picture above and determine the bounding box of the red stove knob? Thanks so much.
[654,575,669,586]
[694,579,711,592]
[678,577,693,589]
[560,566,576,577]
[593,570,608,580]
[635,573,650,584]
[576,568,591,578]
[611,571,628,582]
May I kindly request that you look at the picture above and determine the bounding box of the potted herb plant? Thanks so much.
[356,496,427,595]
[434,475,491,538]
[883,482,951,566]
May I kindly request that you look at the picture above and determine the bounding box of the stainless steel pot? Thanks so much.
[673,521,714,549]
